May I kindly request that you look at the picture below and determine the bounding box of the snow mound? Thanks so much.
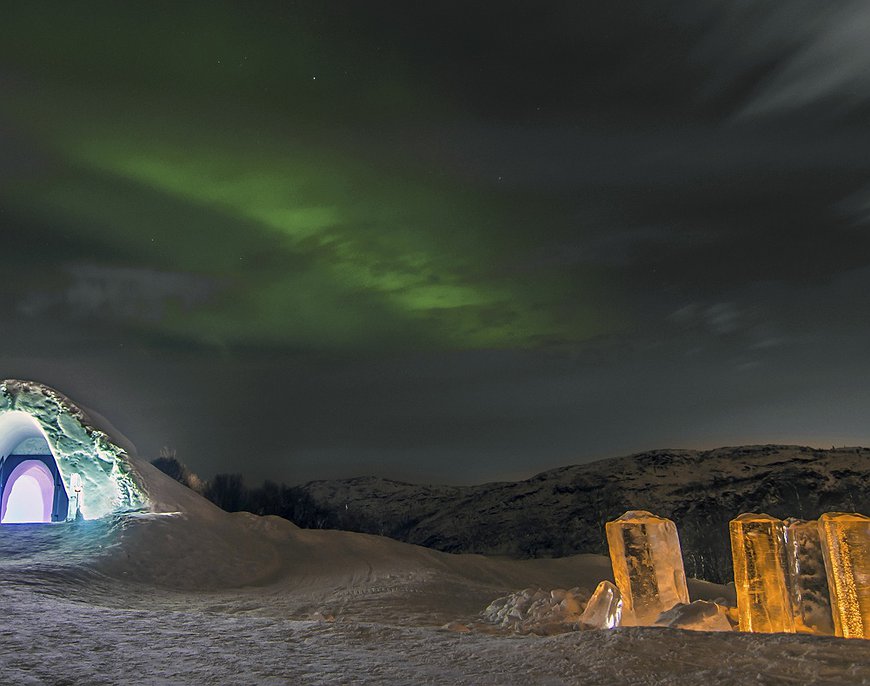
[481,586,590,634]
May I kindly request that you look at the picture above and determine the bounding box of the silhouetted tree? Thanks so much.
[151,449,204,493]
[203,473,248,512]
[152,456,187,483]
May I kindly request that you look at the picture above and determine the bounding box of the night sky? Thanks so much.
[2,2,870,485]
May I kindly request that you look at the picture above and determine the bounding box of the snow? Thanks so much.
[1,583,868,685]
[0,457,868,684]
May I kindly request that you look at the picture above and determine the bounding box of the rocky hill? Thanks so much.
[294,445,870,583]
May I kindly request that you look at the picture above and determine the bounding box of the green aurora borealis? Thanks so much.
[1,2,611,352]
[6,2,870,483]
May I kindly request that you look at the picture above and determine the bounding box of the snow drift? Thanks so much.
[0,383,867,683]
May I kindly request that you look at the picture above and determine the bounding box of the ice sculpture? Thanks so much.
[783,518,834,635]
[605,510,689,625]
[579,580,623,629]
[817,512,870,639]
[69,473,84,521]
[729,513,795,633]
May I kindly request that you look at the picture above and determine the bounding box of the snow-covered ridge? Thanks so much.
[295,445,870,582]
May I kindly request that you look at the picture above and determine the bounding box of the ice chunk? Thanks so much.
[817,512,870,639]
[605,510,689,625]
[783,518,834,635]
[729,513,795,633]
[654,600,734,632]
[579,580,623,629]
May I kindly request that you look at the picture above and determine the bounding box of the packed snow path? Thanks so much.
[1,582,868,685]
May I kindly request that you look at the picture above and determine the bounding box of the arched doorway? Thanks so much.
[1,460,55,523]
[0,411,70,523]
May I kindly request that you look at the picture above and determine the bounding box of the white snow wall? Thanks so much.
[0,379,147,519]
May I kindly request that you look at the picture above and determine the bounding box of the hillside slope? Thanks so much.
[3,450,868,684]
[295,445,870,582]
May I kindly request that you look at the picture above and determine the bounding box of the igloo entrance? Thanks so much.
[0,411,69,523]
[1,459,60,523]
[0,380,147,520]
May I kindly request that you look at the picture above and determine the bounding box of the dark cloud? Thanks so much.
[687,1,870,119]
[18,264,219,323]
[0,2,868,483]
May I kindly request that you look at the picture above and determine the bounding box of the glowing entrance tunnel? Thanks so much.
[3,462,53,523]
[0,380,147,522]
[1,459,63,523]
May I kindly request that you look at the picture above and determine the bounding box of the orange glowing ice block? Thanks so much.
[729,513,795,633]
[783,518,834,635]
[817,512,870,639]
[605,510,689,625]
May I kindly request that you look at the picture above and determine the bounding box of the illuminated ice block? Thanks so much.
[783,518,834,635]
[729,513,795,633]
[580,580,623,629]
[605,510,689,626]
[817,512,870,639]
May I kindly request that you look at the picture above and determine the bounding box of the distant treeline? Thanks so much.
[151,454,336,529]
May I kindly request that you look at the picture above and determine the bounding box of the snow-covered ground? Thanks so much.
[0,460,867,685]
